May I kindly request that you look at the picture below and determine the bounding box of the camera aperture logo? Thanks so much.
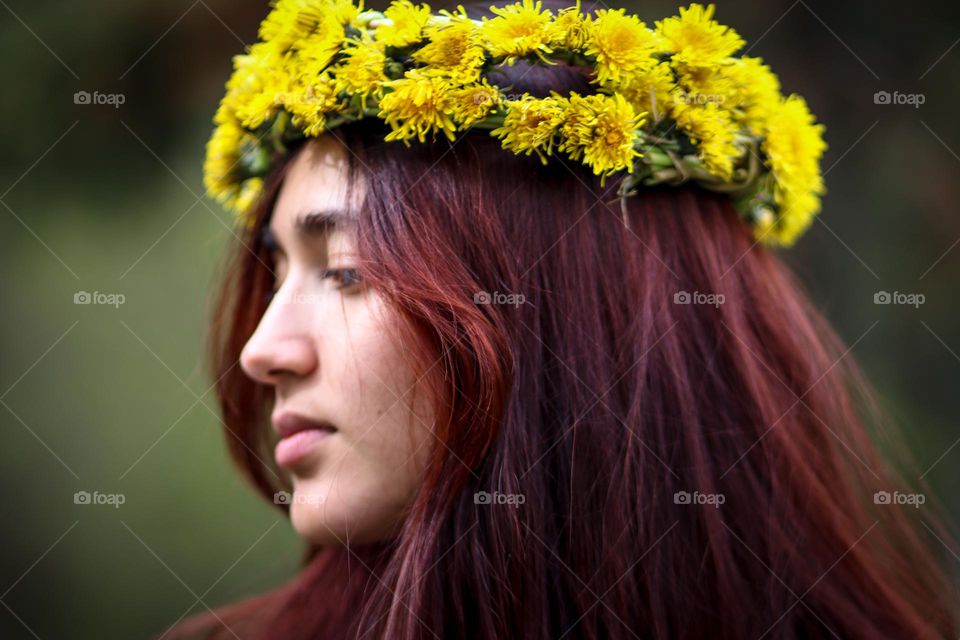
[74,490,126,509]
[74,90,125,109]
[474,490,525,508]
[74,290,125,308]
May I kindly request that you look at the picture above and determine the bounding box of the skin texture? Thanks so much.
[240,136,435,545]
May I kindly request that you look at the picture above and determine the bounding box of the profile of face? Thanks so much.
[240,136,435,545]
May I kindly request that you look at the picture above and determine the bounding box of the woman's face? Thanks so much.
[240,136,435,545]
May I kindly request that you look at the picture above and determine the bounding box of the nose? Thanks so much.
[240,288,318,386]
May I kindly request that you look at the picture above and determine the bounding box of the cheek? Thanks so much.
[335,307,435,480]
[302,294,435,537]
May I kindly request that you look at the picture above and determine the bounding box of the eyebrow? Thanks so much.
[262,208,355,252]
[293,208,355,235]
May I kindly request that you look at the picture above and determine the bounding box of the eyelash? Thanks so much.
[321,267,362,290]
[264,268,362,303]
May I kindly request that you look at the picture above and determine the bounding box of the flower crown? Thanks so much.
[203,0,827,247]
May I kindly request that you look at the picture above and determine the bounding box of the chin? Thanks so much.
[287,482,338,544]
[288,485,406,546]
[290,509,343,545]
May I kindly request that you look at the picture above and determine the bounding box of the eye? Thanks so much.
[321,267,362,291]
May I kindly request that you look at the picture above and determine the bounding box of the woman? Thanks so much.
[169,0,959,637]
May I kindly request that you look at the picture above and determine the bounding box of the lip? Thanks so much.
[272,411,337,467]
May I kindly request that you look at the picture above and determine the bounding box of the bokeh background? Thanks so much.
[1,0,958,637]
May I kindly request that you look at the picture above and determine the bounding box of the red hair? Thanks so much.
[170,11,959,638]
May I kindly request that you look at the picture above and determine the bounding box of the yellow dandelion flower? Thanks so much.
[672,100,742,180]
[212,100,234,127]
[491,95,566,162]
[277,25,349,135]
[449,80,502,127]
[223,42,289,130]
[585,8,660,86]
[260,0,359,52]
[480,0,553,63]
[552,94,582,147]
[204,119,243,203]
[762,94,827,246]
[559,93,645,179]
[412,11,486,84]
[334,35,388,109]
[671,62,736,113]
[293,16,347,73]
[376,0,431,48]
[721,56,781,136]
[327,0,362,25]
[616,61,676,122]
[259,0,329,50]
[378,71,458,144]
[546,1,590,51]
[204,117,265,213]
[655,3,744,68]
[283,69,342,136]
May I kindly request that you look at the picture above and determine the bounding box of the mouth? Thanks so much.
[272,411,337,468]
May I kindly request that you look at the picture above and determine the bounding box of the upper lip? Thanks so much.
[271,411,337,439]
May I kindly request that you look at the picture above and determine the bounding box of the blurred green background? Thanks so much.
[1,0,958,637]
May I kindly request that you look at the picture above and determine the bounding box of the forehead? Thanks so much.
[271,136,360,232]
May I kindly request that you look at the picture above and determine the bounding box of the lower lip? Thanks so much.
[274,429,333,467]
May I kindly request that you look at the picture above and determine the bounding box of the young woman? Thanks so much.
[169,0,959,637]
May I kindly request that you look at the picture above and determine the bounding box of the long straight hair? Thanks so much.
[174,21,959,640]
